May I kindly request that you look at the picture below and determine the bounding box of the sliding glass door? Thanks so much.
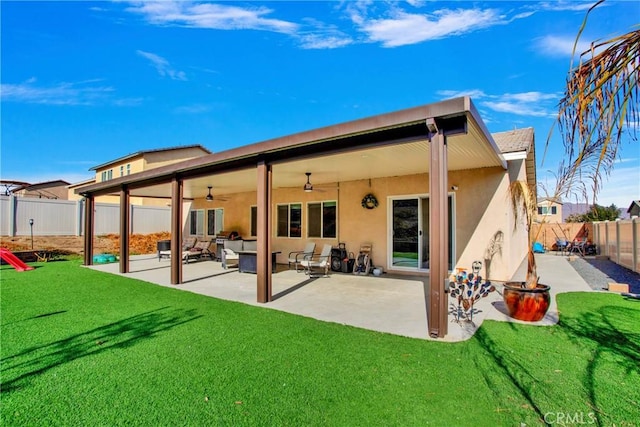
[392,199,419,268]
[390,195,454,271]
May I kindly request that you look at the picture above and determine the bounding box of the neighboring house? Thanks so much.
[13,180,70,199]
[77,97,535,338]
[535,198,563,223]
[69,144,211,205]
[0,180,30,196]
[628,200,640,218]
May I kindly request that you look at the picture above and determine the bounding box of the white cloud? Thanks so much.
[437,89,488,99]
[482,101,555,118]
[535,34,593,57]
[0,78,115,106]
[125,1,298,34]
[358,8,504,47]
[405,0,426,7]
[501,92,559,103]
[136,50,187,81]
[297,20,353,49]
[537,1,599,12]
[299,34,353,49]
[483,91,560,118]
[437,90,560,118]
[590,159,640,208]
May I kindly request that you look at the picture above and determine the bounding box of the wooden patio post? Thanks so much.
[428,124,449,338]
[83,195,95,266]
[119,186,130,273]
[171,177,183,285]
[256,161,273,303]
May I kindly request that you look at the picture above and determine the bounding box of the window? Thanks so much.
[538,206,557,215]
[250,206,257,237]
[126,164,131,175]
[277,203,302,238]
[207,208,224,236]
[308,201,337,238]
[120,166,124,177]
[189,210,204,236]
[100,169,113,182]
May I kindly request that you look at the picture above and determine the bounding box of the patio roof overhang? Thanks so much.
[79,96,510,340]
[76,97,506,200]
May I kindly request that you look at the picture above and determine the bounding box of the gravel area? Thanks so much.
[568,256,640,294]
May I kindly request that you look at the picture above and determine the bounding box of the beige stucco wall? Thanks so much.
[186,163,528,282]
[73,147,209,205]
[144,147,210,170]
[451,161,528,282]
[95,157,145,182]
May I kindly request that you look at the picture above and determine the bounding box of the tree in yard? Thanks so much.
[565,203,620,222]
[548,0,639,205]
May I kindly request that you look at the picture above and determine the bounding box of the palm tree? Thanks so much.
[551,0,639,204]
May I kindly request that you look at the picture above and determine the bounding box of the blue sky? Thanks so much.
[1,0,638,208]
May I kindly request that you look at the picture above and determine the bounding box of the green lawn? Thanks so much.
[1,260,639,426]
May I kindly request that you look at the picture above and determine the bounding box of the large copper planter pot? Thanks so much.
[503,282,551,322]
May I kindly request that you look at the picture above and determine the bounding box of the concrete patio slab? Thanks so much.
[86,253,595,342]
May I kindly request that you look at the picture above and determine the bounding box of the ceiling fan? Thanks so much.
[205,186,229,202]
[303,172,313,192]
[302,172,333,192]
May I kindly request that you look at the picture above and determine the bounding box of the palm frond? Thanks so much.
[556,10,640,203]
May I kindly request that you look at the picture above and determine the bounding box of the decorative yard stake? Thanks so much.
[449,261,496,324]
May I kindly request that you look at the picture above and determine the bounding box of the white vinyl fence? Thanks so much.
[0,195,171,236]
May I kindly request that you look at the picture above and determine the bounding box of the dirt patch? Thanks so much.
[0,232,171,255]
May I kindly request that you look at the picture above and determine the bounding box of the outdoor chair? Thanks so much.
[182,237,197,251]
[569,240,587,257]
[184,240,214,263]
[222,248,239,269]
[288,242,316,272]
[555,238,569,256]
[158,237,199,261]
[299,244,332,278]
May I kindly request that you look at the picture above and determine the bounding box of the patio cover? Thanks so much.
[77,96,507,338]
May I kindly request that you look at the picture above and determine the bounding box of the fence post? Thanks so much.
[633,216,638,274]
[8,195,16,237]
[76,200,84,236]
[615,219,621,265]
[603,221,609,257]
[130,204,135,234]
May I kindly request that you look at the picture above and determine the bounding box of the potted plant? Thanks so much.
[502,180,551,322]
